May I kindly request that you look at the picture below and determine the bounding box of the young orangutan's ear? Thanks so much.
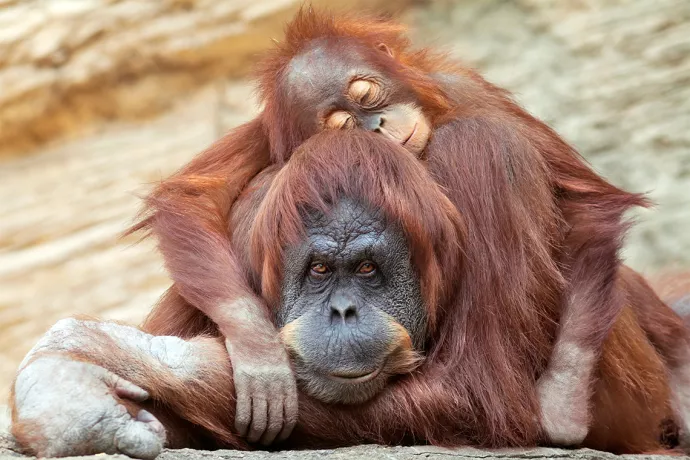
[377,43,394,58]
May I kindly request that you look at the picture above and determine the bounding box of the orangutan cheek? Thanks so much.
[377,103,431,157]
[404,115,432,157]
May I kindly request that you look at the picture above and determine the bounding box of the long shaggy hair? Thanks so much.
[245,129,674,452]
[250,131,464,328]
[247,130,552,447]
[120,8,679,454]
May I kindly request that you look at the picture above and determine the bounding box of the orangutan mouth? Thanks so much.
[328,367,382,384]
[403,123,418,145]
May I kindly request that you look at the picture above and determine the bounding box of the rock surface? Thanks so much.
[407,0,690,272]
[0,0,689,413]
[0,0,404,155]
[0,430,687,460]
[3,410,686,460]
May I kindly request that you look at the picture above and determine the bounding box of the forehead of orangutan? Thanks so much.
[282,39,432,155]
[286,39,377,101]
[285,39,412,127]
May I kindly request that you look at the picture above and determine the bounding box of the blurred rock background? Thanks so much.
[0,0,688,398]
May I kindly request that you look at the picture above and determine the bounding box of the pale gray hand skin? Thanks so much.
[227,337,298,445]
[220,298,298,446]
[536,341,595,445]
[14,356,165,459]
[670,361,690,448]
[12,318,200,459]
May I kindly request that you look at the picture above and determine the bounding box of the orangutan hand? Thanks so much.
[226,334,298,445]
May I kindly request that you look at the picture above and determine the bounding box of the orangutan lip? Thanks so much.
[328,367,382,384]
[402,123,417,145]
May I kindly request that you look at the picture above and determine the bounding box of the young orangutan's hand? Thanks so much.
[226,332,298,445]
[536,344,594,446]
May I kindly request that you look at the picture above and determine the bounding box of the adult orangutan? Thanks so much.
[129,8,678,446]
[10,132,690,459]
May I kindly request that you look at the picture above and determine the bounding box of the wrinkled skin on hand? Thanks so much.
[536,354,592,446]
[223,299,298,445]
[13,357,166,459]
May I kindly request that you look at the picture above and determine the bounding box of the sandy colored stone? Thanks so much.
[0,83,257,390]
[0,0,689,418]
[0,431,688,460]
[0,0,408,155]
[407,0,690,272]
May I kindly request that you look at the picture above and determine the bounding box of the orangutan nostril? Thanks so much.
[331,304,358,324]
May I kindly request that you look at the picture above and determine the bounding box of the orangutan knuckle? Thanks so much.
[235,407,251,424]
[248,419,267,443]
[285,410,298,425]
[267,419,283,435]
[114,419,165,460]
[246,373,265,392]
[278,365,294,379]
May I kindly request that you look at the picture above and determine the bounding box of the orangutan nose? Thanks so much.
[329,294,358,325]
[366,113,386,132]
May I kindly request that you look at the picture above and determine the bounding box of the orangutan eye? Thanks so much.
[310,263,330,276]
[356,261,377,276]
[348,79,382,108]
[325,111,355,130]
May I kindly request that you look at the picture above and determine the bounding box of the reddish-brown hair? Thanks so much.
[246,129,548,446]
[250,130,464,328]
[241,130,676,451]
[117,9,682,454]
[256,8,456,162]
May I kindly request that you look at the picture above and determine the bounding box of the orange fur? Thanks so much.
[588,306,673,453]
[87,7,690,454]
[138,131,688,453]
[11,131,690,454]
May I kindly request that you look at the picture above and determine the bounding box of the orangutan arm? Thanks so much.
[424,114,633,446]
[134,119,297,444]
[10,318,245,459]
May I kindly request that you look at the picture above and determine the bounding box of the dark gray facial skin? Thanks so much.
[283,39,432,155]
[278,198,427,404]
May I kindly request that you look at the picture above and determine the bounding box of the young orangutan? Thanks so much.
[132,9,665,445]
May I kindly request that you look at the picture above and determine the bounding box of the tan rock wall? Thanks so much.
[0,0,689,397]
[0,0,402,155]
[408,0,690,272]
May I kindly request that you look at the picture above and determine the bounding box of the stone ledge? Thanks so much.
[0,445,687,460]
[1,433,687,460]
